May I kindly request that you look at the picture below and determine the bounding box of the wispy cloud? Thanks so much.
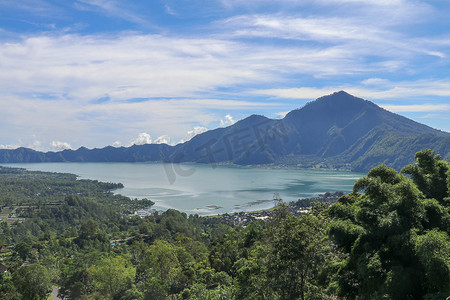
[418,113,450,120]
[74,0,157,29]
[253,87,336,99]
[220,14,387,42]
[254,78,450,100]
[0,34,273,101]
[218,12,444,62]
[164,4,177,16]
[1,32,379,105]
[381,104,450,113]
[0,0,60,14]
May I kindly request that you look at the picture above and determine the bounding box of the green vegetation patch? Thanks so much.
[0,150,449,299]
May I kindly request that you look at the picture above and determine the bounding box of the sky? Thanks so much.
[0,0,449,151]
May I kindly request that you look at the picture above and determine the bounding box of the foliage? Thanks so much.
[89,255,136,298]
[327,151,450,298]
[12,264,52,300]
[401,149,450,204]
[1,149,449,299]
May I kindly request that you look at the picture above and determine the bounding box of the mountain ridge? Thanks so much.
[1,91,449,172]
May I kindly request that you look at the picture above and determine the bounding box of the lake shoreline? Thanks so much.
[1,162,362,216]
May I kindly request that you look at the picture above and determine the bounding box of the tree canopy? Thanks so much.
[0,149,449,299]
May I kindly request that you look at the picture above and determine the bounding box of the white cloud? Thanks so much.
[254,78,450,100]
[187,126,208,140]
[222,14,385,42]
[0,0,62,15]
[130,133,152,146]
[74,0,155,29]
[153,135,170,144]
[274,111,289,118]
[254,87,336,99]
[219,5,441,64]
[324,0,405,5]
[29,140,42,150]
[220,0,409,8]
[165,4,177,16]
[0,28,426,106]
[112,141,122,147]
[426,51,446,59]
[51,141,73,150]
[361,78,390,85]
[0,138,41,150]
[381,104,450,113]
[0,90,277,151]
[0,34,278,102]
[0,144,20,150]
[220,114,236,126]
[418,113,450,120]
[344,81,450,99]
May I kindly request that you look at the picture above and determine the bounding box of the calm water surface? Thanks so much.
[2,163,363,215]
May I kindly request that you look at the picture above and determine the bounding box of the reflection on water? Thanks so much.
[2,162,363,215]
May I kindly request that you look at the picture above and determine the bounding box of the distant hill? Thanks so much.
[1,91,449,172]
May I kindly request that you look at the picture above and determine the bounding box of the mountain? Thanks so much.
[171,91,449,171]
[1,91,449,172]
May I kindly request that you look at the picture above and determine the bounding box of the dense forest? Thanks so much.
[0,149,449,299]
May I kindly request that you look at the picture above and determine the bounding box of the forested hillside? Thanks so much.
[0,149,449,299]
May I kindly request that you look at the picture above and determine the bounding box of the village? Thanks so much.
[215,191,344,227]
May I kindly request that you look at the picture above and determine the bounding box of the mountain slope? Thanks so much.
[195,91,449,170]
[1,91,448,171]
[266,91,450,170]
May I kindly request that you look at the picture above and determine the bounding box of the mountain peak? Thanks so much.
[286,91,374,120]
[305,90,378,113]
[331,90,353,97]
[233,114,271,127]
[337,90,353,96]
[316,90,366,103]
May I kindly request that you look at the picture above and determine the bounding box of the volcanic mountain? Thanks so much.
[1,91,449,172]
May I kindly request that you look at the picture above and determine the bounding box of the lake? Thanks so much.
[1,162,363,215]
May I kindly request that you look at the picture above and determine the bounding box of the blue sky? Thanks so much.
[0,0,449,151]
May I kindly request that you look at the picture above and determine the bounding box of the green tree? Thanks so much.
[415,230,450,296]
[351,165,425,297]
[178,283,236,300]
[89,255,136,299]
[14,241,31,261]
[328,154,450,299]
[137,240,184,297]
[268,214,335,300]
[13,264,51,300]
[401,149,450,204]
[79,219,99,239]
[59,252,96,299]
[235,245,272,299]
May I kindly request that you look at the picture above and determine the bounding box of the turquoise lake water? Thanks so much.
[2,162,363,215]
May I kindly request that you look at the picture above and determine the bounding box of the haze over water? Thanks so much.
[2,163,362,215]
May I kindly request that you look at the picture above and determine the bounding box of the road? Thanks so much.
[50,286,63,300]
